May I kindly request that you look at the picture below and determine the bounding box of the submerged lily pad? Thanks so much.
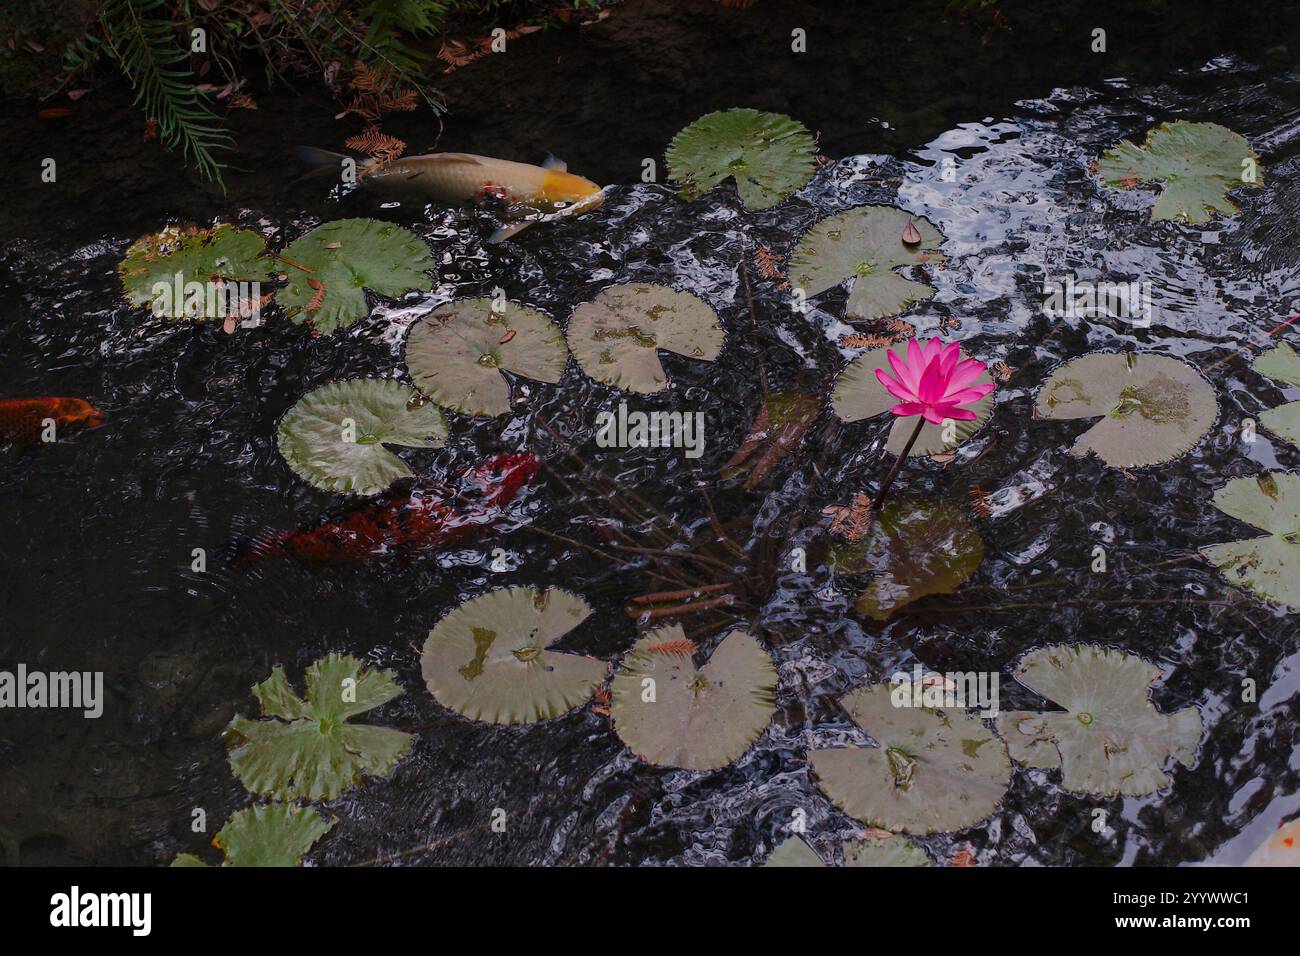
[226,653,413,802]
[1201,472,1300,608]
[832,497,984,620]
[666,108,816,210]
[118,224,273,319]
[567,284,725,393]
[276,218,433,334]
[809,684,1010,834]
[276,378,447,495]
[421,586,604,725]
[764,835,929,867]
[788,207,944,321]
[997,644,1202,796]
[1035,352,1217,467]
[172,804,334,867]
[611,626,777,771]
[405,298,568,417]
[1097,121,1262,223]
[832,343,994,456]
[1254,343,1300,448]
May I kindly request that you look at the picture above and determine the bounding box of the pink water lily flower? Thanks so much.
[875,337,995,424]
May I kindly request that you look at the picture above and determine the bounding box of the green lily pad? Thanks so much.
[1097,121,1262,223]
[118,224,273,319]
[998,647,1201,796]
[276,218,433,334]
[810,684,1010,834]
[567,284,725,393]
[421,586,604,725]
[764,835,929,867]
[997,644,1202,796]
[226,653,413,802]
[276,378,447,496]
[1035,352,1217,467]
[1201,472,1300,608]
[831,343,994,456]
[788,207,944,321]
[611,626,777,771]
[665,108,816,210]
[832,497,983,620]
[405,298,568,417]
[1254,343,1300,448]
[172,804,334,867]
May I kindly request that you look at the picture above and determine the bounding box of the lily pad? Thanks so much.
[1035,352,1217,467]
[997,644,1202,796]
[276,378,447,496]
[832,343,994,456]
[1254,343,1300,448]
[788,207,944,321]
[567,284,725,393]
[118,224,273,319]
[421,586,604,725]
[611,626,777,771]
[809,684,1010,834]
[665,108,816,210]
[172,804,334,867]
[1201,472,1300,608]
[832,497,983,620]
[226,653,413,802]
[276,218,433,334]
[764,835,929,867]
[1097,121,1261,224]
[405,298,568,417]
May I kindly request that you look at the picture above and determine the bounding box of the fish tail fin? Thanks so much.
[487,220,536,244]
[296,146,352,168]
[228,534,281,572]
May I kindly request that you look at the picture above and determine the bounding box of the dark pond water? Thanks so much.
[2,51,1299,866]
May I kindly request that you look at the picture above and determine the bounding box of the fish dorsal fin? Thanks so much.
[542,153,567,172]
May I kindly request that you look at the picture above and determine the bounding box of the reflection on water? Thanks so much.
[1,55,1299,866]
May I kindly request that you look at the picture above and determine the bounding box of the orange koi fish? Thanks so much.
[0,397,106,444]
[237,453,541,566]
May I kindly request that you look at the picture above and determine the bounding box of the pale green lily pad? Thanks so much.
[831,343,994,456]
[997,644,1202,796]
[809,684,1010,834]
[171,804,334,867]
[1254,343,1300,448]
[611,626,777,771]
[831,497,983,620]
[1201,472,1300,607]
[1097,121,1262,223]
[1035,352,1217,467]
[226,653,413,802]
[567,284,725,393]
[118,224,273,319]
[788,207,944,321]
[421,586,604,725]
[276,378,447,495]
[276,218,433,334]
[764,835,929,867]
[405,298,568,417]
[666,108,816,210]
[1254,342,1300,387]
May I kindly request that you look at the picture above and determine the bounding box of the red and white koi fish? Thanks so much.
[236,453,541,566]
[297,147,606,242]
[0,397,106,444]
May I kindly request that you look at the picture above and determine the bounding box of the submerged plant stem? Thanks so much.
[871,416,927,511]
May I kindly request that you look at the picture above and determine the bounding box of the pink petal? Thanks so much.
[943,382,995,405]
[906,339,925,379]
[889,401,926,418]
[917,357,945,403]
[922,405,949,424]
[931,403,978,421]
[877,367,917,403]
[887,348,921,395]
[922,337,945,365]
[947,358,987,390]
[939,342,962,380]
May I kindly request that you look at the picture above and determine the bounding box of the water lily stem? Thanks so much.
[871,417,926,511]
